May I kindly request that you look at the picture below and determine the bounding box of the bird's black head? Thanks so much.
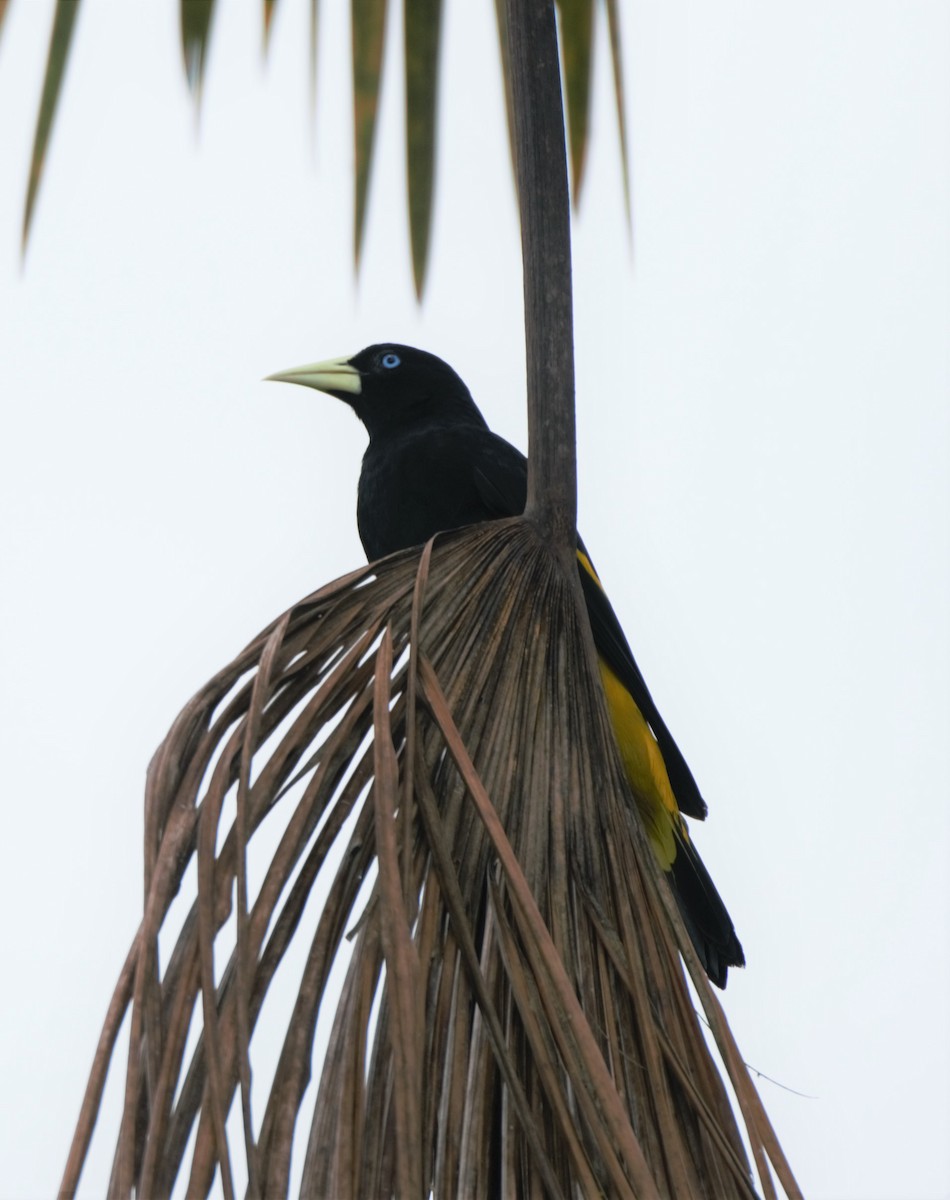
[267,342,489,443]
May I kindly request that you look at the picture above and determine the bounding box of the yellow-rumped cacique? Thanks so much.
[268,343,744,987]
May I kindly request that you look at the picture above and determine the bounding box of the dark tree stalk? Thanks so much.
[505,0,577,563]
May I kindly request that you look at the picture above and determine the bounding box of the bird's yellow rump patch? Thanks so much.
[577,550,684,870]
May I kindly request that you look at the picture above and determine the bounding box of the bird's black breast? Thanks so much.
[356,424,528,561]
[353,412,710,824]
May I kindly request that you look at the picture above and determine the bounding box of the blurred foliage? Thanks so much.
[5,0,629,293]
[17,0,81,250]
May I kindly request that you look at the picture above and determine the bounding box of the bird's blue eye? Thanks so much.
[381,353,401,369]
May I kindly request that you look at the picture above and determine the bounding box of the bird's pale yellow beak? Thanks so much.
[264,355,362,396]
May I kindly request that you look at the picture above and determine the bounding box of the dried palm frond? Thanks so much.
[61,518,800,1198]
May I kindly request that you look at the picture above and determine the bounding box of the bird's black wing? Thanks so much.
[472,438,708,821]
[471,433,529,517]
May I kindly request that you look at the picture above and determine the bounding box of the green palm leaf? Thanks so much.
[14,0,632,291]
[309,0,320,113]
[604,0,632,219]
[351,0,388,269]
[180,0,216,97]
[263,0,279,51]
[21,0,82,254]
[404,0,443,297]
[556,0,594,202]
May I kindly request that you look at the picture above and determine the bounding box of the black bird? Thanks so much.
[268,343,744,986]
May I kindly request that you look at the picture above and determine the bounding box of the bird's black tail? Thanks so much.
[669,833,745,988]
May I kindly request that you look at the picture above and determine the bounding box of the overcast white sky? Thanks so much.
[1,2,948,1197]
